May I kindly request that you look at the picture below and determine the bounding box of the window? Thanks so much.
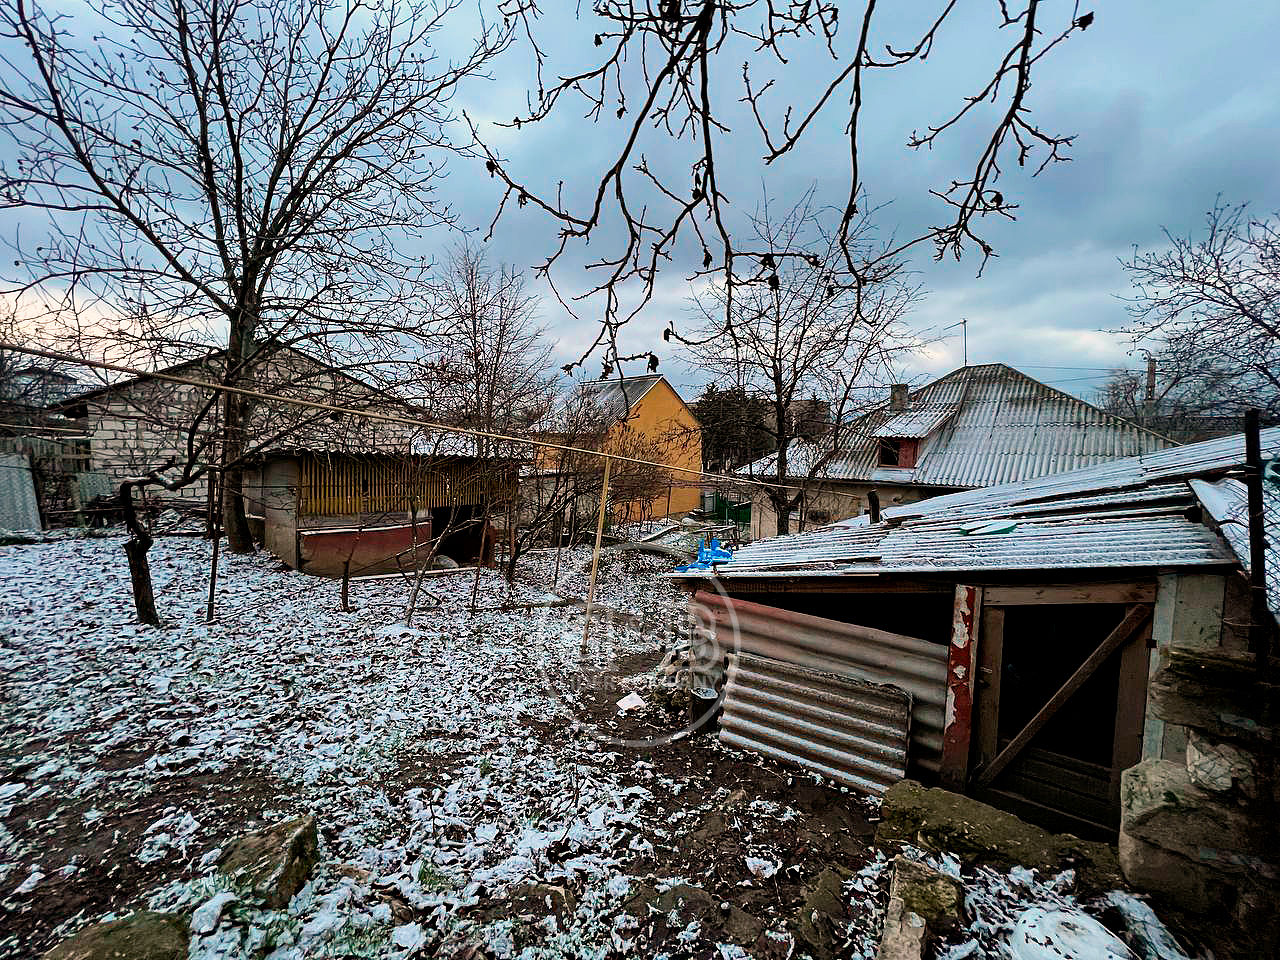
[877,437,918,467]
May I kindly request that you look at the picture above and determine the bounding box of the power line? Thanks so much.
[0,341,869,503]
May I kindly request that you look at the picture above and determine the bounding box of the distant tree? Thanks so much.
[1120,201,1280,424]
[679,194,921,535]
[423,246,556,443]
[691,384,771,473]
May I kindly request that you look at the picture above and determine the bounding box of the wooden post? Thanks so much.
[940,584,980,790]
[205,469,221,623]
[975,605,1005,769]
[580,456,612,655]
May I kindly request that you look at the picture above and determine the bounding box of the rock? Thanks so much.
[890,856,963,932]
[1120,759,1262,880]
[1149,649,1279,748]
[217,816,319,909]
[190,890,238,934]
[481,882,576,923]
[877,897,926,960]
[876,780,1122,892]
[44,911,188,960]
[1186,731,1259,798]
[791,866,852,960]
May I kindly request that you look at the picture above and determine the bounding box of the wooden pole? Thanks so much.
[580,456,612,654]
[1244,409,1271,674]
[205,469,221,623]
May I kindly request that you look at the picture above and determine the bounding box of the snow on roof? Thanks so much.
[1191,476,1280,621]
[738,363,1170,489]
[871,404,958,439]
[681,427,1280,581]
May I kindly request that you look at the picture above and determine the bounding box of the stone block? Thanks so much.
[877,897,926,960]
[1149,650,1279,748]
[889,856,963,932]
[44,911,188,960]
[876,780,1122,891]
[1119,759,1270,882]
[217,815,318,908]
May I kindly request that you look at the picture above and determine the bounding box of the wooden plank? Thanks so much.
[982,582,1156,606]
[940,584,981,790]
[1112,610,1154,804]
[975,606,1004,769]
[973,604,1153,790]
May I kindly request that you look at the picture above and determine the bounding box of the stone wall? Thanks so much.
[76,349,421,507]
[1119,645,1279,957]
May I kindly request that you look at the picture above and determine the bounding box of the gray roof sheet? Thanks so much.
[576,375,664,424]
[681,427,1280,581]
[740,363,1171,488]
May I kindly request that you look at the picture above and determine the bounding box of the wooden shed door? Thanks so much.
[968,586,1155,838]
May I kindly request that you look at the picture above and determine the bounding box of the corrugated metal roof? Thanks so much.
[1191,477,1280,620]
[739,364,1171,489]
[888,426,1280,522]
[577,375,664,423]
[681,428,1280,581]
[872,405,958,439]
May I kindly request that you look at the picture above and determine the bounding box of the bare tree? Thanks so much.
[480,0,1094,369]
[680,195,920,535]
[0,0,511,552]
[1120,200,1280,424]
[423,246,556,442]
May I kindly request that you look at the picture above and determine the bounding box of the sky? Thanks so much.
[433,1,1280,405]
[5,2,1280,409]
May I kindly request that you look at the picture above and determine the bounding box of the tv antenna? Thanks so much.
[944,319,968,366]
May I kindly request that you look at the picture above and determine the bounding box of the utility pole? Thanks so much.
[1144,354,1157,427]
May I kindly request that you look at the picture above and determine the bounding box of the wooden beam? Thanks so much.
[982,582,1157,606]
[940,585,981,790]
[972,604,1153,790]
[1112,611,1154,804]
[975,606,1005,769]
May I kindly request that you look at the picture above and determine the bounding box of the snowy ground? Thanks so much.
[0,534,1200,960]
[0,534,888,958]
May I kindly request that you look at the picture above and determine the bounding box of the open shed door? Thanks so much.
[968,583,1155,838]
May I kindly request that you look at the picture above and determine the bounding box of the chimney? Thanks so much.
[890,383,908,412]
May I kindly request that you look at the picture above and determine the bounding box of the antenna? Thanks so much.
[944,318,968,366]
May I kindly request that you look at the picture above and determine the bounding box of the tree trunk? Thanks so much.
[221,302,257,554]
[119,480,159,625]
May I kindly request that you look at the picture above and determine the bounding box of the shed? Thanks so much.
[675,428,1280,838]
[245,440,520,578]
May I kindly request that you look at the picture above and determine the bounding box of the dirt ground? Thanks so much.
[0,535,890,959]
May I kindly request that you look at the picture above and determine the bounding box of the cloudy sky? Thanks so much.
[437,1,1280,404]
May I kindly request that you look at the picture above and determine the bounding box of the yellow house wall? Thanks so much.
[606,379,703,520]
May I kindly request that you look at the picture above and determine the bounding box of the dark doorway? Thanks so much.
[978,602,1135,838]
[431,504,488,564]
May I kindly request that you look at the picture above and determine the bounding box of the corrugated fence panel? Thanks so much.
[0,453,42,530]
[693,591,947,772]
[720,652,911,794]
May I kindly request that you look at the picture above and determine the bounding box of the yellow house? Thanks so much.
[537,374,703,521]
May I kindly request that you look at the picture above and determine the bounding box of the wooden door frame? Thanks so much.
[963,581,1156,799]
